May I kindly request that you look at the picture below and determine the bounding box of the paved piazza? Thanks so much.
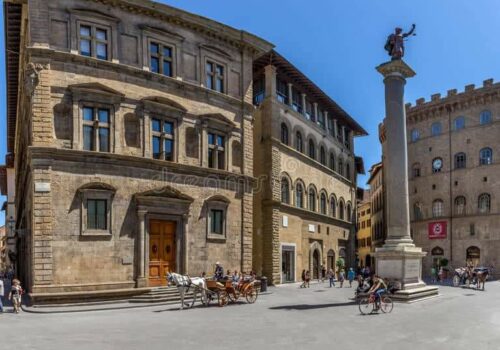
[1,281,499,350]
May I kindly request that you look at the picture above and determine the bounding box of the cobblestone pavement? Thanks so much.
[1,280,499,350]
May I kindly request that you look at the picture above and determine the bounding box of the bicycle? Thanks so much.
[358,291,393,315]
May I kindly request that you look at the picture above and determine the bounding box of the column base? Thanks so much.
[374,245,439,302]
[136,277,147,288]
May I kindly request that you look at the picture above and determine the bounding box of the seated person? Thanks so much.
[214,262,224,281]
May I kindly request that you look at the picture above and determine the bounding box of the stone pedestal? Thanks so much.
[375,59,438,302]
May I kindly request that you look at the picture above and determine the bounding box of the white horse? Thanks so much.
[166,272,207,310]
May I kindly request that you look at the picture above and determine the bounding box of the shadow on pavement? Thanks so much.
[269,301,356,311]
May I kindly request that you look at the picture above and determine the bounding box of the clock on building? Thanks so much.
[432,158,442,172]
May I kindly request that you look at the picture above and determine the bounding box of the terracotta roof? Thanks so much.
[253,50,368,136]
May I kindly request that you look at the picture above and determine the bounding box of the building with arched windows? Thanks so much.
[403,79,500,277]
[252,51,367,284]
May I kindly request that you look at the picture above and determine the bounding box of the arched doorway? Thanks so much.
[309,241,322,280]
[466,246,480,267]
[313,250,320,279]
[431,246,444,268]
[327,250,335,271]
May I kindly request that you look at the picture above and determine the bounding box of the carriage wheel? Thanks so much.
[228,289,240,303]
[245,287,258,304]
[358,298,373,315]
[452,275,460,287]
[218,291,229,307]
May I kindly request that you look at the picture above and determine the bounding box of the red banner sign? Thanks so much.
[428,221,447,239]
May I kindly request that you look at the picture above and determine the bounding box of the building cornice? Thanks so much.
[28,147,256,185]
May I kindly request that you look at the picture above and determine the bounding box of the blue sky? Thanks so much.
[1,0,499,225]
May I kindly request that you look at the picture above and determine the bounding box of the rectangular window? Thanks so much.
[305,100,313,120]
[291,88,302,113]
[82,107,110,152]
[151,118,175,161]
[150,42,173,77]
[210,209,224,234]
[79,24,109,60]
[206,61,224,93]
[208,132,225,170]
[318,110,326,129]
[87,199,107,230]
[276,78,288,104]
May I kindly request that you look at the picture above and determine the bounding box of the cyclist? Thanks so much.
[368,275,387,310]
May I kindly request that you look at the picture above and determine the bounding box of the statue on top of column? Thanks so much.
[384,24,416,60]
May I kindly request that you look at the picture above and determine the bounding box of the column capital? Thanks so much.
[376,59,416,79]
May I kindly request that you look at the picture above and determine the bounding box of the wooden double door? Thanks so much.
[149,220,176,287]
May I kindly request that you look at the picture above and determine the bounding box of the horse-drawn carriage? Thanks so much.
[166,272,259,309]
[452,266,490,290]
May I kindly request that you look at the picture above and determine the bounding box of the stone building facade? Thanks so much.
[4,0,272,301]
[405,80,500,277]
[356,192,372,269]
[252,51,367,284]
[366,161,386,270]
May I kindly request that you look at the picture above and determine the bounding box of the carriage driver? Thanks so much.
[214,261,224,280]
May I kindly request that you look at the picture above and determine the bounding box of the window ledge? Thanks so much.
[207,235,226,243]
[82,230,111,237]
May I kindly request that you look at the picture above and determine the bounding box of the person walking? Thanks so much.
[328,268,335,288]
[9,279,23,314]
[300,269,306,288]
[430,266,437,283]
[305,271,311,288]
[0,276,4,313]
[347,268,355,287]
[338,268,345,288]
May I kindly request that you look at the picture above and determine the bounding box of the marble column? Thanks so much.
[374,59,438,300]
[136,209,147,287]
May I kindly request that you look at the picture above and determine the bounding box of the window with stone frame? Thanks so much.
[412,163,421,178]
[295,132,303,153]
[317,110,326,129]
[431,122,442,136]
[296,183,304,208]
[345,163,351,180]
[308,139,316,159]
[149,41,173,77]
[206,197,229,240]
[281,178,290,204]
[79,185,115,236]
[338,159,344,176]
[413,202,423,220]
[281,123,289,145]
[478,193,491,214]
[151,118,175,161]
[454,196,466,215]
[308,188,317,212]
[454,152,466,169]
[454,116,465,130]
[82,107,111,152]
[480,110,492,125]
[291,88,303,114]
[319,193,327,215]
[479,147,492,165]
[432,199,444,218]
[208,132,226,170]
[78,24,110,60]
[206,60,225,93]
[329,153,336,171]
[339,200,345,220]
[411,128,420,142]
[320,146,326,166]
[328,117,335,137]
[330,197,337,218]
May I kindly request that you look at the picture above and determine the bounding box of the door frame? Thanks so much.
[280,243,296,284]
[146,214,185,285]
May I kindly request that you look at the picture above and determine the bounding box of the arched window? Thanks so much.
[431,247,444,256]
[320,146,326,165]
[320,193,327,215]
[308,187,316,212]
[345,163,351,180]
[454,196,466,215]
[329,153,335,171]
[281,123,289,145]
[338,159,344,176]
[295,132,303,153]
[281,178,290,204]
[346,203,352,222]
[480,110,492,125]
[411,129,420,142]
[454,116,465,130]
[339,200,345,220]
[413,202,423,220]
[412,163,421,178]
[479,148,492,165]
[466,246,480,266]
[330,197,337,218]
[295,183,304,208]
[431,122,442,136]
[478,193,491,214]
[308,139,315,159]
[432,199,444,218]
[454,152,466,169]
